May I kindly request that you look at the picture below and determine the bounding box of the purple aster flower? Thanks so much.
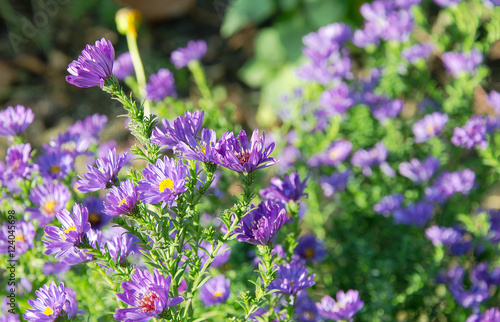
[98,234,134,270]
[351,142,393,176]
[442,49,483,77]
[316,290,364,321]
[412,112,449,143]
[320,171,351,197]
[466,307,500,322]
[199,275,231,306]
[374,194,404,217]
[425,169,476,202]
[393,201,434,226]
[318,82,353,116]
[268,258,316,296]
[215,129,277,174]
[295,292,320,322]
[44,131,91,157]
[103,179,139,216]
[470,263,500,287]
[198,240,231,268]
[302,23,352,61]
[83,196,110,229]
[383,9,414,42]
[151,110,204,151]
[112,52,134,80]
[451,116,488,150]
[235,200,288,245]
[402,43,434,64]
[425,226,463,247]
[145,68,177,102]
[395,0,422,9]
[43,204,91,260]
[369,96,404,124]
[295,235,327,262]
[488,209,500,242]
[260,172,309,204]
[177,128,219,163]
[487,90,500,113]
[66,38,115,88]
[42,261,71,277]
[398,156,440,184]
[75,148,128,192]
[442,267,489,309]
[137,156,188,208]
[434,0,462,7]
[4,143,32,179]
[37,150,74,180]
[27,181,70,226]
[308,140,352,167]
[171,40,207,69]
[68,113,108,144]
[297,48,352,85]
[23,282,82,321]
[0,219,35,257]
[114,268,184,321]
[0,105,34,138]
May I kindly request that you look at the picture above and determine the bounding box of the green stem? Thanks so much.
[188,60,212,102]
[126,32,150,116]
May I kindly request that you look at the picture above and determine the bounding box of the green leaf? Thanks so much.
[221,0,277,37]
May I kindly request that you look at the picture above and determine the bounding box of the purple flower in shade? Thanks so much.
[470,263,500,287]
[425,169,475,203]
[44,131,91,157]
[398,156,440,184]
[0,219,35,257]
[320,171,351,197]
[402,43,434,64]
[369,96,404,124]
[412,112,449,143]
[103,179,139,216]
[37,150,74,180]
[215,129,277,174]
[425,226,462,246]
[75,148,128,192]
[43,204,91,259]
[114,268,184,321]
[318,82,354,116]
[235,200,288,245]
[451,116,488,150]
[137,156,188,208]
[308,140,352,167]
[0,105,34,138]
[260,172,309,204]
[434,0,462,7]
[151,110,204,151]
[177,128,219,163]
[373,194,404,217]
[171,40,207,69]
[145,68,177,102]
[418,97,440,112]
[351,142,394,177]
[83,196,110,229]
[302,23,352,61]
[66,38,115,88]
[393,201,434,226]
[441,267,489,309]
[268,258,316,296]
[316,290,364,321]
[488,209,500,242]
[466,307,500,322]
[442,49,483,77]
[27,181,70,227]
[68,113,108,144]
[295,291,320,322]
[199,275,231,306]
[112,52,134,80]
[295,235,327,262]
[487,90,500,113]
[383,9,414,42]
[198,240,231,268]
[4,143,32,179]
[42,261,71,277]
[23,282,82,321]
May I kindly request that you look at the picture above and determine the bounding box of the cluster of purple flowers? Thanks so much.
[451,116,488,150]
[316,289,364,321]
[425,169,475,203]
[351,142,394,177]
[442,49,483,77]
[145,68,177,102]
[0,105,34,139]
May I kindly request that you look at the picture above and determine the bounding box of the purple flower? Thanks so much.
[295,235,327,262]
[27,181,70,226]
[302,23,352,61]
[316,290,364,321]
[145,68,177,102]
[295,292,320,322]
[37,150,74,180]
[23,282,82,321]
[434,0,462,7]
[0,105,34,138]
[487,90,500,113]
[198,240,231,268]
[99,234,134,269]
[351,142,393,176]
[374,194,404,217]
[137,156,188,208]
[75,148,128,192]
[268,258,316,296]
[43,204,91,259]
[470,263,500,287]
[466,307,500,322]
[151,110,204,151]
[320,171,351,197]
[0,219,35,257]
[44,131,91,157]
[393,201,434,226]
[83,196,110,229]
[442,49,483,77]
[103,179,139,216]
[68,113,108,144]
[318,82,353,116]
[171,40,207,69]
[441,267,489,309]
[308,140,352,167]
[425,225,463,246]
[451,116,488,150]
[199,275,231,306]
[215,129,277,174]
[395,0,422,9]
[260,172,309,204]
[112,52,134,80]
[235,200,288,245]
[398,156,440,184]
[66,38,115,88]
[402,43,433,64]
[369,97,403,124]
[412,112,449,143]
[177,128,219,163]
[5,143,32,179]
[114,268,184,321]
[297,49,352,85]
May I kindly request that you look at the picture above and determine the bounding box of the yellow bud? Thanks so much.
[116,8,142,38]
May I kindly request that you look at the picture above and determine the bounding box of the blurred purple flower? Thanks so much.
[487,90,500,113]
[308,140,352,167]
[199,275,231,306]
[466,307,500,322]
[425,226,462,246]
[145,68,177,102]
[44,131,91,157]
[426,169,476,202]
[441,267,489,309]
[27,181,70,226]
[434,0,462,7]
[198,240,231,268]
[5,143,32,179]
[0,105,34,138]
[268,258,316,296]
[316,289,364,321]
[37,150,74,180]
[260,171,309,204]
[442,49,483,77]
[451,116,488,150]
[392,201,434,226]
[374,194,404,217]
[295,235,327,262]
[402,43,433,63]
[68,113,108,145]
[103,179,139,216]
[0,219,35,257]
[398,156,440,184]
[112,52,134,80]
[302,23,352,61]
[412,112,449,143]
[351,142,393,176]
[318,82,354,116]
[171,40,207,69]
[369,96,403,124]
[76,148,128,192]
[83,196,109,229]
[320,170,351,197]
[295,291,320,322]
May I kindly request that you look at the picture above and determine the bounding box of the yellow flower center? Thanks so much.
[64,225,76,234]
[329,149,339,160]
[199,146,207,155]
[304,247,315,259]
[426,124,434,135]
[49,165,61,174]
[61,141,76,152]
[14,234,26,243]
[213,291,224,300]
[42,201,57,216]
[119,198,127,206]
[44,306,53,316]
[158,178,174,193]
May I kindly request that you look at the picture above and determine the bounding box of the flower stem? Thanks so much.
[126,31,150,116]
